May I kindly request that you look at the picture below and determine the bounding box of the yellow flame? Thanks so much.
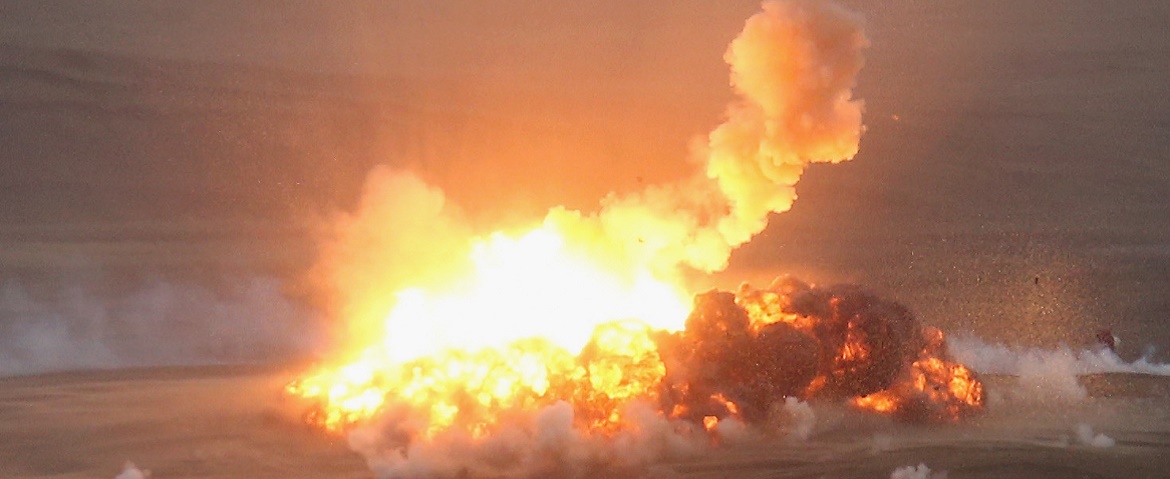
[379,225,689,363]
[288,222,691,434]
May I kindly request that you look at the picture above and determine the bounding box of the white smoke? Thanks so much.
[1074,423,1116,448]
[348,401,706,479]
[947,334,1170,403]
[890,463,946,479]
[0,275,322,376]
[949,335,1170,377]
[712,416,756,444]
[114,462,150,479]
[781,397,816,441]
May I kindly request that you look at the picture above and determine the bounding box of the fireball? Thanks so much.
[287,222,691,435]
[285,2,982,476]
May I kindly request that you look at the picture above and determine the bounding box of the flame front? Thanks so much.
[287,223,690,435]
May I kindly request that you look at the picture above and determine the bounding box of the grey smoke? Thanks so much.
[0,275,323,376]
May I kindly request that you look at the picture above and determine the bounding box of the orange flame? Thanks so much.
[288,224,690,435]
[281,5,983,471]
[850,330,985,422]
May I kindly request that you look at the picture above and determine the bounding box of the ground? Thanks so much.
[1,367,1168,479]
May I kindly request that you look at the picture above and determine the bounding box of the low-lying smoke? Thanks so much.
[948,334,1170,402]
[0,274,322,376]
[348,401,705,479]
[890,463,946,479]
[114,462,149,479]
[950,335,1170,377]
[1074,423,1115,448]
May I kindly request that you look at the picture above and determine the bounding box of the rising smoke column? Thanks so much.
[546,0,869,276]
[706,0,867,257]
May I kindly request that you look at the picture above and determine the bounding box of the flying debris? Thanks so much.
[1096,329,1118,353]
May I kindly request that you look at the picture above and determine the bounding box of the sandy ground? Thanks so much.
[1,367,1168,479]
[0,366,366,479]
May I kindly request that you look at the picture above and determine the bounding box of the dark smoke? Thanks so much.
[655,276,957,424]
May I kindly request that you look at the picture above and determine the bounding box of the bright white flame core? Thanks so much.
[379,226,691,364]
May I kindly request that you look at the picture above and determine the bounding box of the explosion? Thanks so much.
[286,1,982,476]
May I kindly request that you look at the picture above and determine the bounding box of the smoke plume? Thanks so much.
[567,0,868,275]
[706,0,867,253]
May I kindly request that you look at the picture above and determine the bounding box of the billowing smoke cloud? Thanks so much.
[706,0,867,253]
[0,275,321,376]
[655,277,981,424]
